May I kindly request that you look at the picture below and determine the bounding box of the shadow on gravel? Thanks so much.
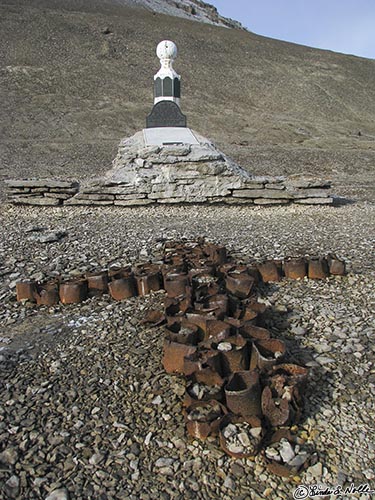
[256,281,333,465]
[332,196,356,206]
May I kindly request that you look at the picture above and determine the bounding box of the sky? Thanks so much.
[209,0,375,60]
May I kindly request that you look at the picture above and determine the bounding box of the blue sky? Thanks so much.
[210,0,375,59]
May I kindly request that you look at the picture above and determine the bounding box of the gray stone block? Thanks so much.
[5,179,78,189]
[158,197,207,204]
[114,199,154,206]
[254,198,290,205]
[75,194,115,201]
[289,189,330,199]
[285,174,331,189]
[11,196,61,206]
[8,193,39,198]
[294,197,334,205]
[7,188,31,194]
[233,189,293,199]
[116,194,147,200]
[240,183,265,189]
[64,199,114,206]
[188,146,223,162]
[266,183,286,190]
[137,146,160,158]
[210,197,254,205]
[150,179,232,199]
[159,145,191,157]
[45,193,75,200]
[49,188,79,194]
[135,158,146,167]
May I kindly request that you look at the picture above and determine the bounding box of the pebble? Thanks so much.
[223,476,236,491]
[4,475,20,498]
[155,458,174,468]
[89,453,104,466]
[45,488,69,500]
[306,462,323,478]
[279,439,295,463]
[144,432,152,446]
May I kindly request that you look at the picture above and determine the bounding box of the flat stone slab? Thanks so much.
[11,196,61,206]
[294,197,334,205]
[5,179,78,189]
[143,127,199,146]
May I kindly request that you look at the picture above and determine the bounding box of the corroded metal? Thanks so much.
[225,271,255,299]
[165,322,200,345]
[184,400,227,440]
[162,339,197,374]
[35,281,60,306]
[219,414,263,459]
[210,335,250,376]
[86,271,109,295]
[163,273,189,298]
[308,257,329,279]
[283,258,307,280]
[108,276,137,301]
[59,279,88,304]
[327,254,346,275]
[257,260,281,282]
[224,370,262,418]
[16,280,37,302]
[249,338,286,371]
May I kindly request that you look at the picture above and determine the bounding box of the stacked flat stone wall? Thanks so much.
[5,180,79,206]
[68,175,333,206]
[4,175,333,207]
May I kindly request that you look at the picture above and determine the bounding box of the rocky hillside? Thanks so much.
[106,0,244,28]
[1,0,375,200]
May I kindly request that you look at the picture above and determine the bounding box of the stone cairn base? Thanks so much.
[5,130,334,207]
[15,239,346,476]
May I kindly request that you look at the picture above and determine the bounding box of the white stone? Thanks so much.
[238,432,251,447]
[306,462,323,478]
[45,488,69,500]
[155,457,174,468]
[249,427,262,438]
[279,439,295,463]
[217,342,232,352]
[144,432,153,446]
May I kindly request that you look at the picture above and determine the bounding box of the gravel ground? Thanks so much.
[0,202,374,499]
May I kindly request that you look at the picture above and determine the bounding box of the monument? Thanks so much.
[5,41,333,206]
[146,40,187,130]
[145,40,197,146]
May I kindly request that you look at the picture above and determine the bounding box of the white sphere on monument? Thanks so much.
[156,40,178,61]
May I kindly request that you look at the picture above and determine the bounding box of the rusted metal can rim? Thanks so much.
[165,322,201,345]
[263,429,311,477]
[219,414,263,459]
[108,266,132,279]
[59,279,88,304]
[184,400,228,440]
[16,280,37,302]
[35,281,60,306]
[225,370,262,418]
[162,339,197,374]
[184,381,225,407]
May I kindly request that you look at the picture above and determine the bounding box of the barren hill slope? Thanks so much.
[1,0,375,199]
